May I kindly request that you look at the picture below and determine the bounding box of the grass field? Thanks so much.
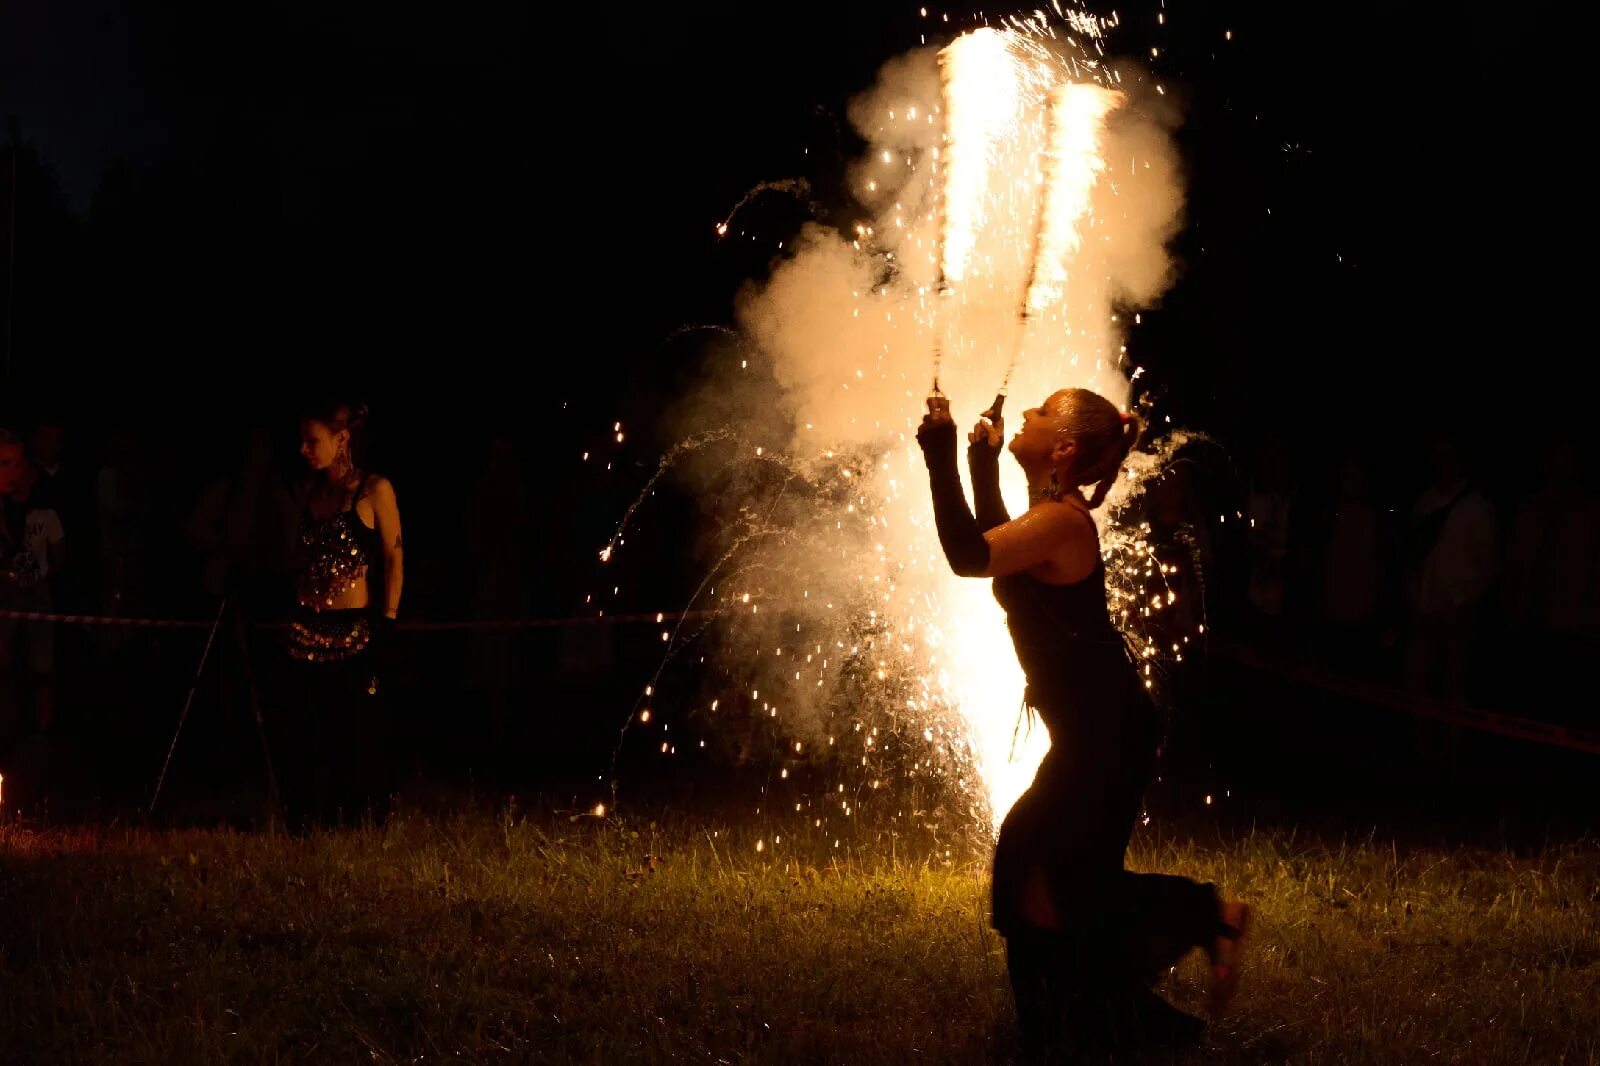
[1,810,1597,1064]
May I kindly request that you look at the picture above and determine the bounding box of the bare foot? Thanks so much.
[1206,900,1252,1016]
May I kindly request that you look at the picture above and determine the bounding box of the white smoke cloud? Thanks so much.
[640,31,1190,832]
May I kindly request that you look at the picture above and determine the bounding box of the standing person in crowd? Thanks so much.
[0,434,66,737]
[1145,461,1213,645]
[94,429,142,618]
[1318,458,1381,675]
[465,433,531,781]
[0,431,30,743]
[1405,433,1496,774]
[279,401,403,829]
[186,426,298,616]
[1406,434,1496,705]
[1245,441,1295,644]
[186,426,300,781]
[30,420,96,689]
[1502,439,1600,724]
[29,421,74,518]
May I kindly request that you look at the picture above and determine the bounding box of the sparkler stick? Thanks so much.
[1004,201,1049,399]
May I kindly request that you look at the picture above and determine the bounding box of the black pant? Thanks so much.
[277,650,390,829]
[994,698,1220,1057]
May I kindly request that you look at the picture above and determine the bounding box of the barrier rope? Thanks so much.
[4,609,1594,755]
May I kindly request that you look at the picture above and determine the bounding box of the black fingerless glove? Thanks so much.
[916,415,959,470]
[968,440,1009,532]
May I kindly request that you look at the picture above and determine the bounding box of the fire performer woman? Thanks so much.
[917,389,1249,1057]
[282,401,403,828]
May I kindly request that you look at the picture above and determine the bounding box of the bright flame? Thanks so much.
[1025,84,1122,313]
[936,572,1048,823]
[937,28,1022,283]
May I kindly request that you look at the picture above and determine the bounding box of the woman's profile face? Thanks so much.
[1008,392,1072,466]
[299,420,343,472]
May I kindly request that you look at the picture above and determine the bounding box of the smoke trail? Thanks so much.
[715,179,818,238]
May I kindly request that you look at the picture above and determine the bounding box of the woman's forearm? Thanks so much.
[970,450,1010,532]
[923,435,991,577]
[383,556,403,617]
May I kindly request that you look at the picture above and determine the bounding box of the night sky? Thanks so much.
[2,0,1590,454]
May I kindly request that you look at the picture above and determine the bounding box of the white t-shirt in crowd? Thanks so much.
[15,507,64,584]
[1412,483,1495,615]
[1247,488,1293,617]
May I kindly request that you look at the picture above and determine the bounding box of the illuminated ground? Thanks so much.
[1,812,1595,1064]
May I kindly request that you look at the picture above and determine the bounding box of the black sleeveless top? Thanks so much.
[992,562,1144,740]
[297,474,383,612]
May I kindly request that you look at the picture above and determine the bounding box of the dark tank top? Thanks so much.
[297,474,383,612]
[992,561,1145,740]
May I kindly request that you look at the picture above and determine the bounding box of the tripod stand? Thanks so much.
[148,596,281,825]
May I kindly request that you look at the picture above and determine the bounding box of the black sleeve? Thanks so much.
[918,422,991,577]
[969,444,1010,532]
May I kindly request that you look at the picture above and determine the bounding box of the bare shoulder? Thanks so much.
[1033,498,1097,537]
[355,475,399,528]
[364,474,398,503]
[1003,499,1098,556]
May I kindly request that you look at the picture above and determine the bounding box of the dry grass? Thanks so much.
[1,811,1596,1064]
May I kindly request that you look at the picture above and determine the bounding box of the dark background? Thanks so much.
[1,0,1594,831]
[7,2,1590,435]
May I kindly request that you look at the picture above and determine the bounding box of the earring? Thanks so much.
[1047,470,1063,501]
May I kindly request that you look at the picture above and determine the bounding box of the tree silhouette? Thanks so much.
[2,117,81,387]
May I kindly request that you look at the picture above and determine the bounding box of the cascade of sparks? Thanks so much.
[595,12,1197,847]
[936,27,1023,286]
[1006,81,1123,394]
[931,27,1024,394]
[1024,83,1122,315]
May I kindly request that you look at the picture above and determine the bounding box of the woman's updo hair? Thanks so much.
[1046,387,1142,509]
[302,399,371,467]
